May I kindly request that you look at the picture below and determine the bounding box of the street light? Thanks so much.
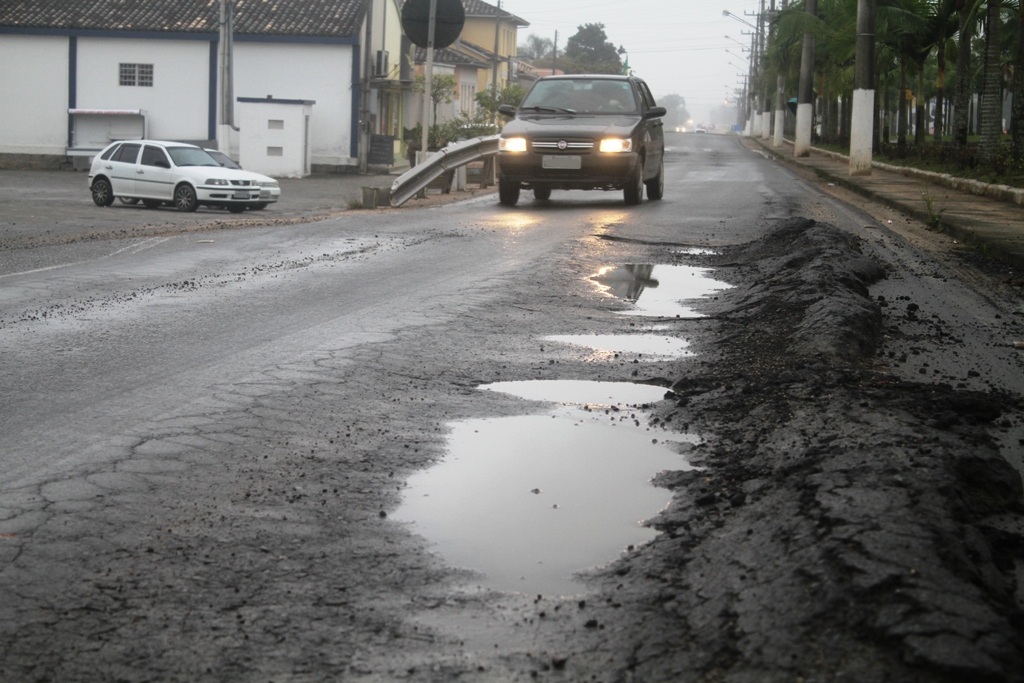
[725,49,749,64]
[722,9,758,31]
[725,35,750,51]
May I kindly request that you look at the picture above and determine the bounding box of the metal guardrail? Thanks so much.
[389,135,499,207]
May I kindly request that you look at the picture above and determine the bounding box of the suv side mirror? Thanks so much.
[645,106,667,119]
[498,104,517,118]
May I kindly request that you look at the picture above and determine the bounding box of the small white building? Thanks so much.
[0,0,411,172]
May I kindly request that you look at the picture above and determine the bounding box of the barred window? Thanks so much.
[119,63,154,87]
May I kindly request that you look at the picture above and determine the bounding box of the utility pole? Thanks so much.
[552,30,558,74]
[419,0,436,159]
[794,0,816,156]
[218,0,237,150]
[492,0,501,91]
[849,0,875,175]
[360,0,375,172]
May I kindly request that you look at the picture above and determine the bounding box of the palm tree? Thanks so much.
[977,1,1004,163]
[952,0,982,147]
[1013,0,1024,161]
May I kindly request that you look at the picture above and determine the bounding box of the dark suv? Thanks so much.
[496,74,666,206]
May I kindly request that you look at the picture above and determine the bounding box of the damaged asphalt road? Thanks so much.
[2,138,1024,682]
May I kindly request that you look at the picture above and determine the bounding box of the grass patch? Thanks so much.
[813,138,1024,189]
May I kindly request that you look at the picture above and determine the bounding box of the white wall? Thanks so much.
[238,100,313,177]
[234,42,354,166]
[0,35,70,154]
[76,37,210,141]
[0,33,357,167]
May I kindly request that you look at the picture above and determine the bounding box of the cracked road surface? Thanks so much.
[2,134,1023,681]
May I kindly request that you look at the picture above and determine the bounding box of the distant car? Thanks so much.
[88,140,272,213]
[204,149,281,209]
[694,127,708,134]
[496,74,666,206]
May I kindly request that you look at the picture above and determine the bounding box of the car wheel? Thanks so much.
[173,184,199,212]
[498,177,520,206]
[533,186,552,201]
[624,158,644,205]
[645,157,665,200]
[142,199,162,209]
[91,178,115,207]
[227,204,246,213]
[118,197,139,206]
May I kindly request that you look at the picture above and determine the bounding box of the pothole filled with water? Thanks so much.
[590,264,731,318]
[394,380,699,596]
[542,333,693,360]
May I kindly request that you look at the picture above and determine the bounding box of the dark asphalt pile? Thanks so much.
[576,219,1024,682]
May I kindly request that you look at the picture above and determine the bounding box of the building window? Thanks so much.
[120,63,154,87]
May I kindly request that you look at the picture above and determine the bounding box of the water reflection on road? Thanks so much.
[394,380,699,596]
[590,264,731,318]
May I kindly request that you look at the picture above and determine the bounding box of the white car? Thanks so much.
[204,149,281,209]
[89,140,272,213]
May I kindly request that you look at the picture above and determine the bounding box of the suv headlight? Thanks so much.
[499,137,528,153]
[598,138,633,153]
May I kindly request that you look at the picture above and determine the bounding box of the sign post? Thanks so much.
[421,0,437,157]
[400,0,465,162]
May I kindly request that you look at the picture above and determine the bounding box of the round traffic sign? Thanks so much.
[401,0,465,50]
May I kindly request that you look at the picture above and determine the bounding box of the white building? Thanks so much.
[0,0,411,173]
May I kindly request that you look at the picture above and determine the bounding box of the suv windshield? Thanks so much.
[520,79,639,115]
[168,147,220,167]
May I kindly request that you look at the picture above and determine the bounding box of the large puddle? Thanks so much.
[394,380,699,596]
[590,264,731,318]
[542,333,693,360]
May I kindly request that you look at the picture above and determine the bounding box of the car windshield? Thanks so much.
[168,147,220,167]
[520,79,639,115]
[207,150,242,169]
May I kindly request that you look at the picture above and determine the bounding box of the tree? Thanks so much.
[414,73,457,123]
[564,23,623,74]
[1013,0,1024,161]
[977,0,1003,164]
[658,94,690,130]
[518,34,553,61]
[476,83,526,121]
[952,0,981,147]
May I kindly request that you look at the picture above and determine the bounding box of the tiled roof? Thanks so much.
[461,0,526,26]
[414,44,487,68]
[0,0,367,37]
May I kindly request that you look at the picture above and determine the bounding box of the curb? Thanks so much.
[746,137,1024,272]
[804,143,1024,207]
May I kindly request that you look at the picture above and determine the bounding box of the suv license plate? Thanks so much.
[542,155,581,170]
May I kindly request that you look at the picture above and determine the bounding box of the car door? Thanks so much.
[135,144,175,201]
[636,81,665,177]
[101,142,142,196]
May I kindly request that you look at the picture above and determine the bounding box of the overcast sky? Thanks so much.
[503,0,763,121]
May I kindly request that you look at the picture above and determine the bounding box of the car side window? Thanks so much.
[114,143,141,163]
[141,145,169,168]
[100,144,120,161]
[637,81,657,111]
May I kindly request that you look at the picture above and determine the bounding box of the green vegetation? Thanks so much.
[759,0,1023,181]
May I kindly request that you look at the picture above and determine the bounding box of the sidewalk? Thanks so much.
[745,137,1024,272]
